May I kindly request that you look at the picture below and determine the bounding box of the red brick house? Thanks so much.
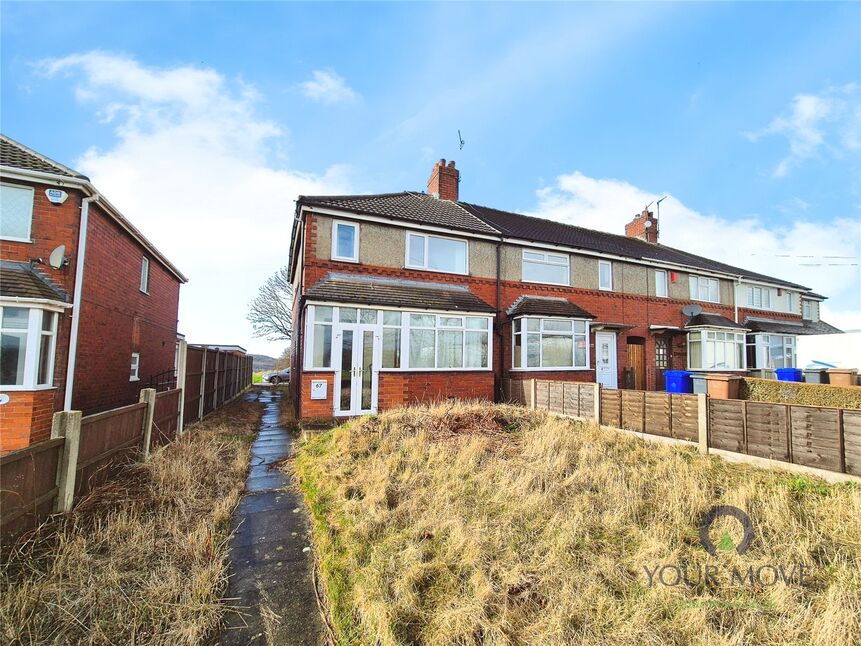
[288,159,839,420]
[0,135,186,452]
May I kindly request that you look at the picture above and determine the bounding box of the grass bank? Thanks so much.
[295,402,861,645]
[0,397,261,645]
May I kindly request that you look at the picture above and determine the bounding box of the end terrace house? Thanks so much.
[288,159,840,420]
[0,135,187,452]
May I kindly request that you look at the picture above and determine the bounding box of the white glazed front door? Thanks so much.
[595,332,618,389]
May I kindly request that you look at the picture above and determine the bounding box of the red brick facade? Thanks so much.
[1,176,182,451]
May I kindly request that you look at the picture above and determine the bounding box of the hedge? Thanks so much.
[739,377,861,410]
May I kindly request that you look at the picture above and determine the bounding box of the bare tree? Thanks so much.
[274,346,291,370]
[248,266,293,341]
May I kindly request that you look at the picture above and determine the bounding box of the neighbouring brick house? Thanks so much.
[288,159,840,420]
[0,134,186,452]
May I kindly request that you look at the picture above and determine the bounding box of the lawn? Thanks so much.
[295,402,861,646]
[0,397,261,645]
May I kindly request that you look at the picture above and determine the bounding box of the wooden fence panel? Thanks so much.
[0,438,64,539]
[600,389,622,427]
[184,347,204,424]
[535,381,550,410]
[745,402,790,461]
[844,410,861,477]
[621,390,645,432]
[579,384,595,419]
[670,395,699,441]
[152,389,181,448]
[645,392,672,437]
[76,403,146,498]
[790,406,842,472]
[709,399,745,452]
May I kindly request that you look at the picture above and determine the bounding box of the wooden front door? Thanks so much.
[626,338,646,390]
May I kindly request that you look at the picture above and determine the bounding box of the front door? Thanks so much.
[595,332,618,389]
[334,323,379,416]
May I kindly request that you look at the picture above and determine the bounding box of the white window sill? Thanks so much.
[129,377,140,382]
[331,256,359,263]
[0,236,33,243]
[0,385,58,392]
[521,278,570,286]
[510,367,591,372]
[139,290,149,295]
[404,265,468,276]
[378,367,492,373]
[690,298,721,304]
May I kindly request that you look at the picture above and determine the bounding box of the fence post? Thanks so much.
[198,347,207,421]
[176,338,188,435]
[53,410,82,513]
[140,388,157,460]
[530,379,537,410]
[593,383,601,424]
[697,393,709,455]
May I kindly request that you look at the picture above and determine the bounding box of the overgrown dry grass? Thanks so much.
[295,402,861,646]
[0,397,261,645]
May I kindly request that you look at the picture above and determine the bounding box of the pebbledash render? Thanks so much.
[0,135,186,452]
[287,159,840,420]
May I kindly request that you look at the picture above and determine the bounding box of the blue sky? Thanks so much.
[2,2,859,355]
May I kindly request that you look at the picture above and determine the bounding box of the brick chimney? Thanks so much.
[427,159,459,201]
[625,208,659,244]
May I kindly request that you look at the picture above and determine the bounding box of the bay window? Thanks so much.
[0,306,59,388]
[522,250,569,285]
[512,316,589,370]
[406,233,468,274]
[689,275,720,303]
[687,329,745,370]
[747,334,796,369]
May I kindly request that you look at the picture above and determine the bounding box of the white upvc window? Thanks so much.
[689,275,720,303]
[130,352,140,381]
[598,260,613,291]
[687,329,746,371]
[0,306,59,389]
[802,300,813,320]
[746,286,772,310]
[331,220,359,262]
[405,232,468,275]
[512,316,590,370]
[140,257,150,293]
[306,305,334,369]
[522,250,569,285]
[655,269,668,298]
[0,183,34,242]
[748,334,796,369]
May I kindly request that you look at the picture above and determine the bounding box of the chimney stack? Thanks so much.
[625,208,659,244]
[427,159,459,201]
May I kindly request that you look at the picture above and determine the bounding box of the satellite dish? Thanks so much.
[48,245,68,269]
[681,303,703,317]
[644,220,653,228]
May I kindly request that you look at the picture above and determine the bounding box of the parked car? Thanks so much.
[262,368,290,385]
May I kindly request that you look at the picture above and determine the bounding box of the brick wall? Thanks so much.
[0,390,55,453]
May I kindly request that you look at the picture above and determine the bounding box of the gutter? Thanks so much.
[64,191,99,410]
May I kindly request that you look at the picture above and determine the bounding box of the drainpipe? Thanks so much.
[64,191,99,410]
[734,275,742,323]
[495,237,503,398]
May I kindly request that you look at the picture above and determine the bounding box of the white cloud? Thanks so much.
[299,69,358,105]
[39,51,351,356]
[746,83,861,177]
[531,171,861,329]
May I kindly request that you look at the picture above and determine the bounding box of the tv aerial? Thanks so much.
[458,129,465,151]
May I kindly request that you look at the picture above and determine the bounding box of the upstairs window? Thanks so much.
[598,260,613,291]
[0,183,34,242]
[0,307,58,388]
[747,286,771,310]
[331,220,359,262]
[689,275,720,303]
[655,269,668,298]
[406,233,467,274]
[802,300,813,320]
[522,250,568,285]
[140,257,150,293]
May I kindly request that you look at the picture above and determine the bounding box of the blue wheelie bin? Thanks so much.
[665,370,694,393]
[775,368,803,382]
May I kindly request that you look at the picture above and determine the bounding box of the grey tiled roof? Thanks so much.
[0,261,68,301]
[0,134,88,179]
[744,318,842,336]
[305,273,495,313]
[299,192,498,235]
[507,295,595,319]
[685,313,747,329]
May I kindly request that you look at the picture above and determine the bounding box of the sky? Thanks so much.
[2,2,859,357]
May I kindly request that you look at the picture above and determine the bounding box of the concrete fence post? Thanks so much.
[697,393,709,455]
[593,382,601,424]
[530,379,537,410]
[140,388,157,460]
[52,410,82,513]
[176,338,188,435]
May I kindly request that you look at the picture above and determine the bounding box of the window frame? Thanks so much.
[654,269,668,298]
[747,333,796,370]
[689,275,720,303]
[404,232,469,275]
[129,352,141,381]
[140,257,150,294]
[802,300,813,320]
[746,285,772,310]
[521,250,569,286]
[511,315,590,371]
[598,260,613,291]
[331,219,360,263]
[0,182,35,243]
[686,328,746,371]
[0,305,60,390]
